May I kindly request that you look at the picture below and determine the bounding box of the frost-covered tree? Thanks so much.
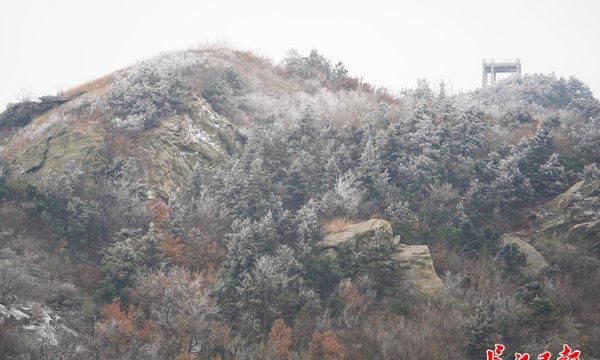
[539,153,568,195]
[356,136,389,206]
[219,212,280,298]
[420,183,462,237]
[105,57,189,130]
[573,116,600,162]
[294,201,323,252]
[517,126,555,192]
[236,245,315,337]
[100,226,166,299]
[581,163,600,182]
[209,158,280,220]
[320,172,365,218]
[135,267,219,355]
[202,67,248,118]
[490,153,534,214]
[450,109,486,156]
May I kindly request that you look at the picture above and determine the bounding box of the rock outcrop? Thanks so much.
[534,180,600,256]
[0,95,76,130]
[391,244,444,296]
[497,180,600,277]
[321,219,443,296]
[0,302,75,346]
[500,234,549,277]
[322,219,393,251]
[6,95,242,199]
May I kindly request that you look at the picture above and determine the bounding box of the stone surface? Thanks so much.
[533,180,600,259]
[392,244,444,296]
[322,219,393,251]
[0,302,75,346]
[501,234,549,277]
[0,95,76,129]
[321,219,443,296]
[6,95,242,199]
[13,128,105,175]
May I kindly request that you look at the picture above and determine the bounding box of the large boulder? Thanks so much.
[392,244,444,296]
[321,219,443,296]
[531,180,600,264]
[322,219,393,251]
[501,235,549,277]
[535,180,600,248]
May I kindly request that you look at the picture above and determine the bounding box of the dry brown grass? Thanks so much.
[507,122,539,145]
[323,218,357,234]
[0,135,27,160]
[106,133,135,159]
[553,133,576,156]
[0,204,28,233]
[30,106,60,127]
[58,73,114,97]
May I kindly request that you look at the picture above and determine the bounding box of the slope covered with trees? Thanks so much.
[0,46,599,359]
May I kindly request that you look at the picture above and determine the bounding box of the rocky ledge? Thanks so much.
[321,218,443,296]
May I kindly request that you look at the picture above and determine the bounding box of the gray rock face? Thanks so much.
[532,180,600,262]
[322,219,393,250]
[0,95,75,130]
[6,95,242,199]
[391,244,444,296]
[321,219,443,296]
[0,302,75,346]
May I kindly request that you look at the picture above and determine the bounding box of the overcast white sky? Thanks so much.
[1,0,599,110]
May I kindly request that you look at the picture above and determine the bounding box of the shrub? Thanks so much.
[202,67,248,117]
[100,227,165,299]
[0,164,7,200]
[497,243,526,273]
[0,259,33,302]
[308,331,345,360]
[106,58,190,131]
[268,319,293,359]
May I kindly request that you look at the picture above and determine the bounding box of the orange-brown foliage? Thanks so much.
[138,319,158,339]
[100,299,135,336]
[160,235,186,265]
[175,353,195,360]
[201,240,227,271]
[268,319,293,359]
[100,299,159,341]
[147,198,170,226]
[308,331,345,360]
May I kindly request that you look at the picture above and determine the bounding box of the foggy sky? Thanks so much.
[1,0,599,110]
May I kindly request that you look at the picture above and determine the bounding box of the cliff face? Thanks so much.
[535,180,600,252]
[1,84,242,199]
[531,180,600,269]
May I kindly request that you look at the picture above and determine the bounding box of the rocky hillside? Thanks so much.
[1,54,243,198]
[1,46,599,359]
